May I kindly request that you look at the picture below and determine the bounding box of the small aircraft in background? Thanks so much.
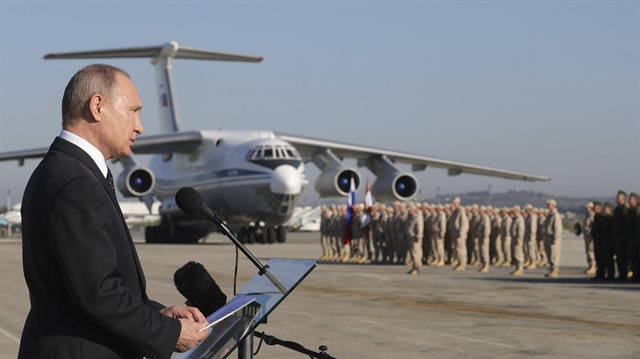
[0,202,160,231]
[2,203,21,227]
[0,41,549,244]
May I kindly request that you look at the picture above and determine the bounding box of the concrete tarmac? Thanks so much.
[1,232,639,358]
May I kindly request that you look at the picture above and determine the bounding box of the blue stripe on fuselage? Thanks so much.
[155,168,270,188]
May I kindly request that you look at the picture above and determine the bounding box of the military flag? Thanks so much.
[361,178,373,228]
[344,176,356,244]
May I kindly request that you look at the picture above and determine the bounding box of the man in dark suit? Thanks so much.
[18,64,208,359]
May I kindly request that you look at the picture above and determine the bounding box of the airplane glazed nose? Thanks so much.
[271,165,302,195]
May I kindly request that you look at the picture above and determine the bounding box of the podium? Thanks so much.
[173,258,318,359]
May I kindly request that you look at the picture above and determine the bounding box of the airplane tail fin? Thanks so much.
[45,41,262,134]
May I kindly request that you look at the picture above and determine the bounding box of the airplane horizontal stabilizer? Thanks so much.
[44,41,263,63]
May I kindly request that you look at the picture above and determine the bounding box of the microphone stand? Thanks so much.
[253,331,338,359]
[208,211,287,294]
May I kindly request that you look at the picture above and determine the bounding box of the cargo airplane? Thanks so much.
[0,41,549,244]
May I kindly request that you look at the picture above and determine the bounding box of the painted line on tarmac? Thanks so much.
[0,327,20,344]
[442,334,513,348]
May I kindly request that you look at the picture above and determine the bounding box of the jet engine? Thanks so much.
[314,167,361,197]
[117,166,155,197]
[371,172,419,201]
[358,155,420,202]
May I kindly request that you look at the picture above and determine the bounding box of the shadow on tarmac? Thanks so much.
[471,275,640,291]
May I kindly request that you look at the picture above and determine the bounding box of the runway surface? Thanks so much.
[1,232,639,358]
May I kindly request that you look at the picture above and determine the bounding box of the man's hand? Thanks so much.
[160,305,207,323]
[175,318,209,352]
[161,306,209,352]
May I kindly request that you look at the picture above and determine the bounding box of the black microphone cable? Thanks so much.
[234,244,238,296]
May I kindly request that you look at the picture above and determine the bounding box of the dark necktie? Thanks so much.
[106,168,116,197]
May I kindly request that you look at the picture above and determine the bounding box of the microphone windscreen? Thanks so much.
[174,261,227,317]
[176,187,203,215]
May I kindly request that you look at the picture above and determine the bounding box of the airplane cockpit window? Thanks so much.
[246,144,302,169]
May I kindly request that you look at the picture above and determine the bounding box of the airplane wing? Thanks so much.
[275,132,550,182]
[0,147,49,165]
[130,131,203,154]
[0,131,203,165]
[0,130,549,181]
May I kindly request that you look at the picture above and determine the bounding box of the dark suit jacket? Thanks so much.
[18,137,181,359]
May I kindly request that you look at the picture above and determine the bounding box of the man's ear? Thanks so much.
[88,94,105,121]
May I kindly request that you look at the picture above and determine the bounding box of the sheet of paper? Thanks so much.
[199,296,256,332]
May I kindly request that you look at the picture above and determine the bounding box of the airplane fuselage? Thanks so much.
[150,130,307,229]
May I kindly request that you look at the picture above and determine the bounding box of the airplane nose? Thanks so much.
[271,165,302,195]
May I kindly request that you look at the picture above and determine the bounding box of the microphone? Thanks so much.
[175,187,216,221]
[174,261,227,317]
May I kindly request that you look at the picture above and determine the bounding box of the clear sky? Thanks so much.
[1,0,638,207]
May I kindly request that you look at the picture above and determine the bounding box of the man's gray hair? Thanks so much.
[61,64,130,127]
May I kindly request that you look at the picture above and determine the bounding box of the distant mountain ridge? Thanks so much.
[428,189,613,214]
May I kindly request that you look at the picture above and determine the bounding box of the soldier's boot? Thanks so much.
[493,260,503,267]
[435,260,445,267]
[454,264,466,271]
[510,266,524,276]
[479,264,490,273]
[583,264,596,275]
[451,259,460,267]
[340,245,351,262]
[501,260,512,267]
[407,267,419,275]
[525,262,537,270]
[545,268,559,278]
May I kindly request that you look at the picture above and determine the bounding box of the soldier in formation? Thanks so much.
[582,202,596,275]
[405,204,424,275]
[523,204,538,270]
[510,205,526,276]
[543,199,563,278]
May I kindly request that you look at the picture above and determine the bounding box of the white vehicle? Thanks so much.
[0,42,549,244]
[285,206,321,232]
[119,201,161,228]
[3,203,21,226]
